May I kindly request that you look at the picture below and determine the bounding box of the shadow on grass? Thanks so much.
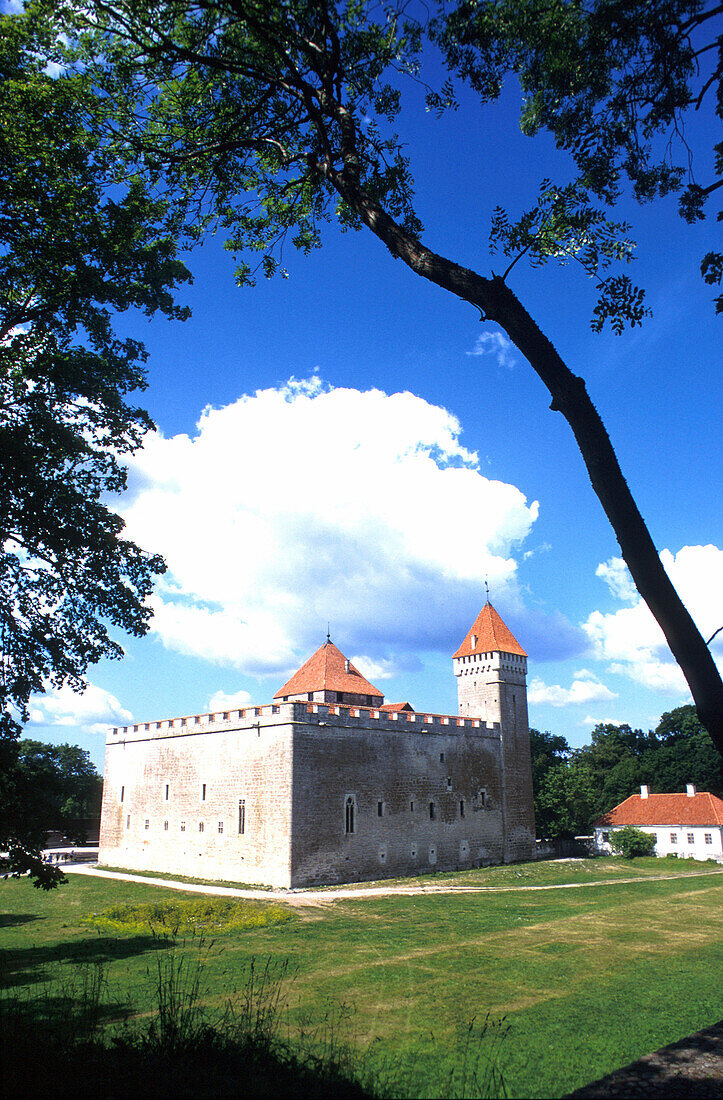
[0,932,171,989]
[0,913,41,929]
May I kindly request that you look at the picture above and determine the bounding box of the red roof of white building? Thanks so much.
[595,791,723,828]
[274,640,384,700]
[453,601,527,659]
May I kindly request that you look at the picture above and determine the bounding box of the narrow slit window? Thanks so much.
[120,785,124,803]
[165,784,170,801]
[460,799,465,818]
[163,820,169,831]
[377,801,383,817]
[238,800,246,835]
[201,783,207,802]
[199,821,204,833]
[429,801,436,821]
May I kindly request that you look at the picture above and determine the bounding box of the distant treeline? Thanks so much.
[531,706,722,840]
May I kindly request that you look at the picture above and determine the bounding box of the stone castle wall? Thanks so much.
[99,702,512,887]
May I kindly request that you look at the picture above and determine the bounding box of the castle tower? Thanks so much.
[453,601,535,861]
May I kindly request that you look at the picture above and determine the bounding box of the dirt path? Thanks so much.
[64,863,723,907]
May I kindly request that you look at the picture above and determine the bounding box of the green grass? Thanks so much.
[83,896,294,935]
[2,860,722,1098]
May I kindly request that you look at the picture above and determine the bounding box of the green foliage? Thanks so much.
[435,0,723,314]
[84,897,294,935]
[609,825,658,860]
[531,706,723,839]
[0,13,191,886]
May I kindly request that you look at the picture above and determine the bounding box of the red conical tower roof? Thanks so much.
[453,602,527,659]
[274,640,384,700]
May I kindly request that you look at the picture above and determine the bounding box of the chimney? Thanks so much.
[344,658,350,673]
[640,785,649,799]
[686,783,696,797]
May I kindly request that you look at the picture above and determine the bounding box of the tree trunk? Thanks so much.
[333,174,723,753]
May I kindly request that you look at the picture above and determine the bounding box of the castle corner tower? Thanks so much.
[453,602,535,861]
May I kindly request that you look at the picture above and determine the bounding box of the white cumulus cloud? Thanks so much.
[528,670,617,707]
[121,377,539,675]
[467,331,516,370]
[28,684,133,735]
[583,545,723,693]
[208,688,254,712]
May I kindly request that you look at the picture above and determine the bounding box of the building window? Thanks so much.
[218,821,224,834]
[409,800,414,812]
[429,802,436,821]
[238,800,246,835]
[687,832,695,844]
[345,796,355,835]
[201,783,207,801]
[163,821,169,831]
[126,814,131,829]
[223,712,229,720]
[447,777,452,790]
[670,833,677,844]
[602,831,609,842]
[439,752,445,763]
[377,801,384,817]
[460,800,465,818]
[145,819,150,830]
[120,785,124,803]
[705,833,713,844]
[479,790,486,808]
[307,692,314,701]
[410,843,417,858]
[199,822,204,833]
[165,784,170,801]
[180,820,186,832]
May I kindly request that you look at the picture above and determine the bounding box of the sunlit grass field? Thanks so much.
[2,859,722,1097]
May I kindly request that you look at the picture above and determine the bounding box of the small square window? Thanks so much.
[223,712,229,720]
[199,822,204,833]
[181,718,187,727]
[145,819,150,830]
[670,833,677,844]
[687,832,695,844]
[180,820,186,832]
[705,833,713,844]
[163,820,169,831]
[218,821,224,834]
[194,715,200,724]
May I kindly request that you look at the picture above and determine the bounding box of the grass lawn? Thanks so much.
[2,859,722,1098]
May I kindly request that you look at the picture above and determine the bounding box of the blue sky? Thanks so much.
[22,38,723,772]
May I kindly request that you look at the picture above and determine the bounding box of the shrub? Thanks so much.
[84,897,293,935]
[609,826,657,859]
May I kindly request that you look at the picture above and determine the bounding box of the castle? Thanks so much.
[98,602,536,886]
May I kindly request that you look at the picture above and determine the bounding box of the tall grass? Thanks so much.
[0,930,508,1099]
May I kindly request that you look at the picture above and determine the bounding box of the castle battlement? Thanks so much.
[109,700,502,743]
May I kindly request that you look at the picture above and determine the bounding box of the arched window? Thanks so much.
[345,795,356,834]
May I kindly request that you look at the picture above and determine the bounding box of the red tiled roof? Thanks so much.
[453,602,527,659]
[594,792,723,828]
[274,641,384,700]
[379,702,415,712]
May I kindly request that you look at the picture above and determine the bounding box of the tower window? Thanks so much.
[377,801,384,817]
[165,784,169,801]
[120,786,124,803]
[429,802,436,820]
[201,783,207,801]
[439,752,445,763]
[460,800,465,818]
[345,795,356,834]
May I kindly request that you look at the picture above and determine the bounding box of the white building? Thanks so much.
[594,784,723,861]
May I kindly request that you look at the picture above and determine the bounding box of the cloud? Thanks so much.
[121,378,539,675]
[595,557,638,603]
[208,688,254,712]
[528,670,617,707]
[578,713,627,729]
[583,545,723,693]
[467,331,516,370]
[28,684,133,735]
